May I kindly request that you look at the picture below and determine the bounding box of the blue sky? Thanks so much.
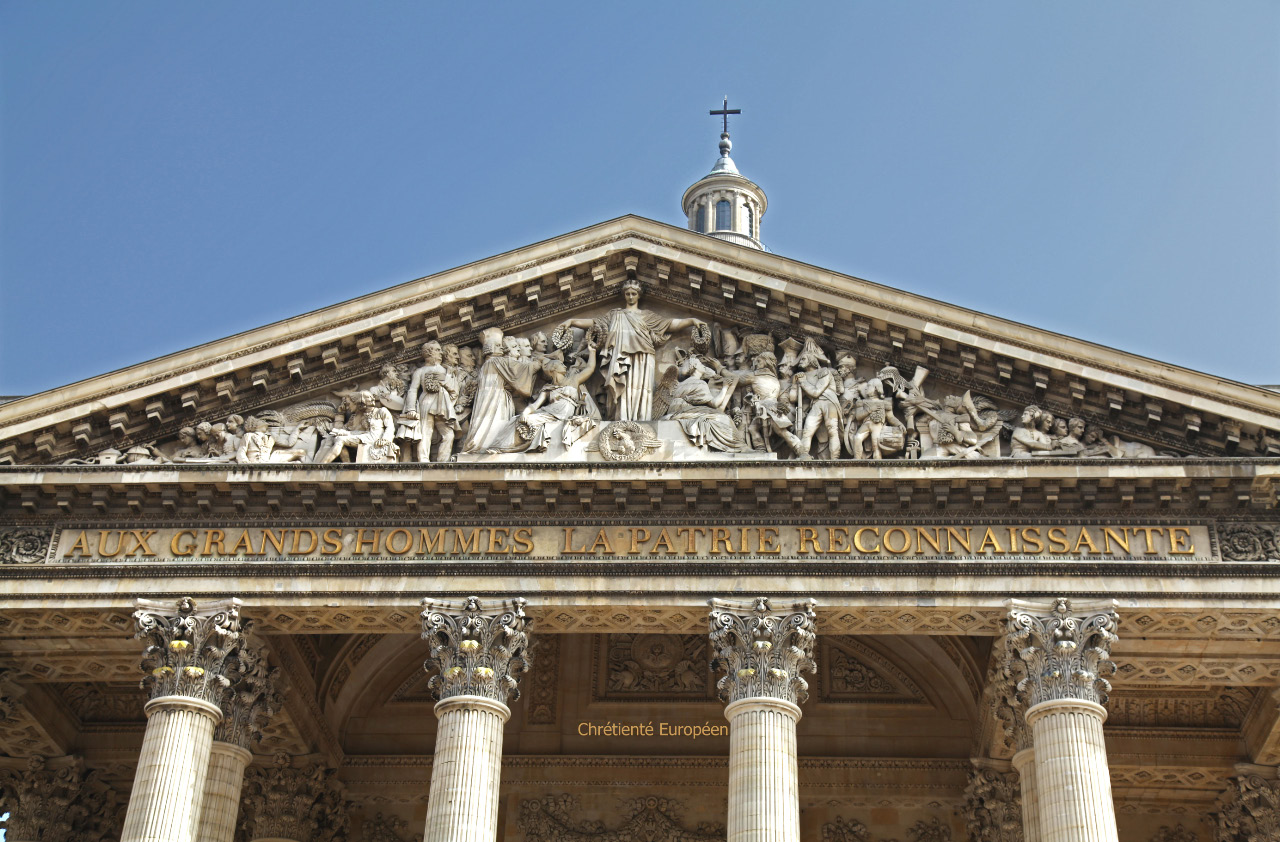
[1,1,1276,395]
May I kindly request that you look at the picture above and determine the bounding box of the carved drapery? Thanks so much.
[1006,598,1119,708]
[214,634,282,749]
[708,597,817,705]
[1215,772,1280,842]
[963,766,1024,842]
[0,755,122,842]
[421,596,531,704]
[519,794,724,842]
[135,596,244,705]
[239,751,349,842]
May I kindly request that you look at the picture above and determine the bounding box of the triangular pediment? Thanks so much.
[1,215,1277,467]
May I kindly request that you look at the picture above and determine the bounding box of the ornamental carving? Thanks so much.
[215,634,283,749]
[962,767,1023,842]
[0,528,50,564]
[1216,773,1280,842]
[1005,598,1119,709]
[1149,825,1200,842]
[134,596,244,705]
[0,755,122,842]
[519,794,724,842]
[58,683,146,722]
[822,817,872,842]
[1217,524,1280,561]
[0,667,22,722]
[527,634,561,724]
[421,596,531,704]
[601,634,709,699]
[1105,686,1252,728]
[906,818,953,842]
[821,637,925,703]
[361,811,421,842]
[38,279,1200,467]
[708,597,817,705]
[240,751,349,842]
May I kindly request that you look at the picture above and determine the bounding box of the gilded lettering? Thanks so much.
[585,528,614,555]
[320,528,343,555]
[945,527,972,554]
[487,528,511,554]
[915,527,942,554]
[628,528,651,554]
[853,527,879,553]
[883,527,910,554]
[1071,528,1100,555]
[797,527,823,554]
[511,527,534,554]
[260,529,289,555]
[1168,527,1195,555]
[452,528,482,554]
[66,531,92,557]
[826,527,851,554]
[385,528,413,555]
[1047,527,1070,554]
[650,528,677,554]
[1101,527,1130,555]
[291,529,318,554]
[757,527,781,554]
[977,528,1004,554]
[711,527,734,555]
[228,530,260,556]
[1020,527,1043,553]
[418,529,447,554]
[170,530,197,557]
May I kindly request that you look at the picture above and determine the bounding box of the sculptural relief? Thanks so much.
[60,283,1190,466]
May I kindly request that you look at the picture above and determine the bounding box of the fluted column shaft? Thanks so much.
[1011,748,1041,842]
[196,741,252,842]
[1025,699,1117,842]
[120,695,222,842]
[423,695,511,842]
[725,697,802,842]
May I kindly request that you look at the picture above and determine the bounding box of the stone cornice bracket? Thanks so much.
[421,595,531,704]
[1005,598,1119,710]
[240,750,349,842]
[1215,765,1280,842]
[215,631,283,749]
[708,596,818,705]
[134,596,244,706]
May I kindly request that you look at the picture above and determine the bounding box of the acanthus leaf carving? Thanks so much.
[962,767,1023,842]
[0,754,123,842]
[240,751,350,842]
[1217,524,1280,562]
[519,794,724,842]
[708,596,817,706]
[0,528,51,565]
[1215,772,1280,842]
[1005,598,1119,709]
[420,595,531,704]
[134,596,244,706]
[215,633,284,750]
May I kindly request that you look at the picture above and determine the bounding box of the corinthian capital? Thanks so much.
[1005,598,1118,709]
[708,596,818,705]
[240,752,349,842]
[0,755,122,842]
[962,764,1024,842]
[421,596,531,704]
[215,633,282,749]
[134,596,244,705]
[1216,768,1280,842]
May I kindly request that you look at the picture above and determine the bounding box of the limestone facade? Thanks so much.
[0,216,1278,842]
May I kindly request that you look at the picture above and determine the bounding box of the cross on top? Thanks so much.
[709,96,741,135]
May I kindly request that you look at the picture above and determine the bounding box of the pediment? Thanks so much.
[1,215,1278,467]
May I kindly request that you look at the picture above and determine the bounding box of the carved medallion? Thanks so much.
[595,420,663,461]
[0,528,51,565]
[597,633,711,700]
[819,638,926,704]
[1217,523,1280,561]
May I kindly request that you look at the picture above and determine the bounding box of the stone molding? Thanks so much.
[1005,598,1119,708]
[708,596,817,705]
[420,595,531,704]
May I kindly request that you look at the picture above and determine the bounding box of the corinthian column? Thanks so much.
[121,597,244,842]
[420,596,531,842]
[239,751,349,842]
[1006,598,1120,842]
[708,597,817,842]
[197,636,281,842]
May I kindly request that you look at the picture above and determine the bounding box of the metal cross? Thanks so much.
[709,96,741,134]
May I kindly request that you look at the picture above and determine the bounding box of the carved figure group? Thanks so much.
[65,281,1181,465]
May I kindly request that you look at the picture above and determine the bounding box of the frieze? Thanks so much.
[36,521,1217,563]
[1105,686,1254,728]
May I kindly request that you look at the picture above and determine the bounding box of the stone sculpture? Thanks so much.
[73,290,1188,466]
